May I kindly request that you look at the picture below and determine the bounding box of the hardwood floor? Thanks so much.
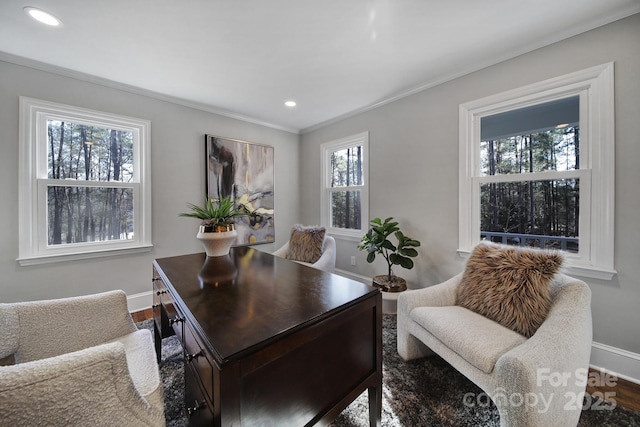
[131,307,153,323]
[130,308,640,414]
[586,370,640,413]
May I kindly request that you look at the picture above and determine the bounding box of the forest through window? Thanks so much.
[19,97,151,265]
[330,145,363,230]
[321,132,369,238]
[47,120,135,245]
[479,126,580,252]
[459,64,615,278]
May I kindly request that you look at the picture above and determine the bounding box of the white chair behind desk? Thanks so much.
[273,225,336,273]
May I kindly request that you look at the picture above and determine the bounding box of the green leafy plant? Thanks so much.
[357,217,421,280]
[179,196,247,231]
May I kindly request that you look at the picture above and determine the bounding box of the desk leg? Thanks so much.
[154,322,162,363]
[368,385,382,427]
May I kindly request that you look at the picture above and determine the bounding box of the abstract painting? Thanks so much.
[205,135,275,245]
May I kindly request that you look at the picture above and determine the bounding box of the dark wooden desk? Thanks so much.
[153,248,382,426]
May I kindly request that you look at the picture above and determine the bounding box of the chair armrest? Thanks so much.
[398,272,463,315]
[493,276,592,424]
[272,241,290,258]
[0,341,165,426]
[13,290,137,363]
[312,236,336,273]
[396,273,463,360]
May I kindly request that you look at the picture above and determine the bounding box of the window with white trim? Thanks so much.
[459,63,615,279]
[18,97,152,265]
[321,132,369,239]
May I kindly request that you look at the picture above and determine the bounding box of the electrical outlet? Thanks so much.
[350,256,356,266]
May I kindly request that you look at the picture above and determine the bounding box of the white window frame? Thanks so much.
[320,132,369,239]
[459,63,615,280]
[18,97,152,265]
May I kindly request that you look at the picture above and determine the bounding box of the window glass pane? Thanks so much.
[47,120,134,182]
[331,190,361,230]
[330,145,363,187]
[47,186,134,245]
[480,127,579,176]
[480,179,579,253]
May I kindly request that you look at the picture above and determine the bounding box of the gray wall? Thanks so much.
[300,14,640,355]
[0,59,300,303]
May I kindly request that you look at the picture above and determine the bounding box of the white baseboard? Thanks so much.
[334,267,640,385]
[590,341,640,385]
[334,268,370,284]
[126,291,153,313]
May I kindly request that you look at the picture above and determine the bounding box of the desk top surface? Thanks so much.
[154,248,378,362]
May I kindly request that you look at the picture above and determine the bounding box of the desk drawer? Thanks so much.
[153,272,185,341]
[152,271,166,335]
[183,321,214,404]
[184,362,214,426]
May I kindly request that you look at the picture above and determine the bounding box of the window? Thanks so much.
[459,63,615,279]
[321,132,369,239]
[18,97,152,265]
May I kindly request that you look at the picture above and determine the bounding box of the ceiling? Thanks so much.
[1,1,639,133]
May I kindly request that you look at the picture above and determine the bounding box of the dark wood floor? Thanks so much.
[586,370,640,413]
[131,308,640,413]
[131,307,154,323]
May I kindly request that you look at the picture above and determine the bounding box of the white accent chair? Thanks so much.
[0,290,165,426]
[273,235,337,273]
[397,272,592,427]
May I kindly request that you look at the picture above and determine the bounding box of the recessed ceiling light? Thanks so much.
[24,7,62,27]
[284,101,297,107]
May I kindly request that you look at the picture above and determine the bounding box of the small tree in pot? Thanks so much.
[357,217,421,292]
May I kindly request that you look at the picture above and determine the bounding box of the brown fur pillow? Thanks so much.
[286,225,326,263]
[456,242,564,337]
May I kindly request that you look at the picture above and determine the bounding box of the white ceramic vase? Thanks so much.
[196,228,238,257]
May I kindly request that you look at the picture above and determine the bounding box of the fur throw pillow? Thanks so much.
[456,242,564,338]
[286,225,326,264]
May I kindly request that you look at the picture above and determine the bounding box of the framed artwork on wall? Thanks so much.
[205,134,275,246]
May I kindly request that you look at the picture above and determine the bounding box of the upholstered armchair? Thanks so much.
[0,290,165,426]
[397,243,593,427]
[273,225,336,273]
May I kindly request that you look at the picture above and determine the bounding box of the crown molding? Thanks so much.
[0,51,299,135]
[300,7,640,134]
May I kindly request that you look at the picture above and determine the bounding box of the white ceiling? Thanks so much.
[1,1,639,133]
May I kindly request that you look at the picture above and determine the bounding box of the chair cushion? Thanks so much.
[410,306,527,374]
[456,242,563,337]
[286,224,326,263]
[108,329,160,398]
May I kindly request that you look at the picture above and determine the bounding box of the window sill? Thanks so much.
[327,230,363,242]
[17,244,153,266]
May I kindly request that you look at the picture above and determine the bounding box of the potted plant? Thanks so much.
[357,217,421,292]
[180,196,247,257]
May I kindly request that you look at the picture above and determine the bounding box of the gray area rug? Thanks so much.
[142,316,640,426]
